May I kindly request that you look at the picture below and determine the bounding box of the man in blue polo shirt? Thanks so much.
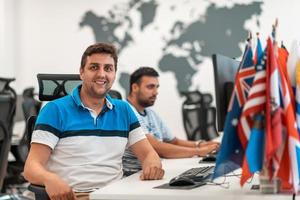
[24,43,164,200]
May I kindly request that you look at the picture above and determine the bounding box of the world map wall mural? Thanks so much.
[79,0,262,96]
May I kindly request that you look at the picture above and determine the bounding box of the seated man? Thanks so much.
[24,43,164,200]
[123,67,219,176]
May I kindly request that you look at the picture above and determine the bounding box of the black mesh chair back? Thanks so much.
[0,78,16,136]
[0,120,9,190]
[37,73,122,101]
[11,87,42,163]
[181,91,218,141]
[108,89,122,99]
[0,78,16,193]
[37,74,82,101]
[22,87,42,121]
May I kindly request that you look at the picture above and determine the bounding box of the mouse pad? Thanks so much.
[153,182,206,190]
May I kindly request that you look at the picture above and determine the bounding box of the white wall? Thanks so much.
[3,0,300,139]
[0,0,17,79]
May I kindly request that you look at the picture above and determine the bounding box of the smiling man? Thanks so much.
[24,43,164,200]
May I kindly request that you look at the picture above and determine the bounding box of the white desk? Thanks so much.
[90,158,296,200]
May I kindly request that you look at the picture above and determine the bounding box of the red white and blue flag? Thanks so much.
[239,37,266,185]
[213,41,256,179]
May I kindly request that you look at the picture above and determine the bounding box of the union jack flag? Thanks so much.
[213,42,256,179]
[238,38,266,185]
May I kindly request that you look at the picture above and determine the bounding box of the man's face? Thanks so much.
[136,76,159,108]
[80,53,116,99]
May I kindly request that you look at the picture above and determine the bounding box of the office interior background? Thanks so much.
[1,0,299,139]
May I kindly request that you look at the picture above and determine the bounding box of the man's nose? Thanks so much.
[153,88,158,95]
[96,67,105,77]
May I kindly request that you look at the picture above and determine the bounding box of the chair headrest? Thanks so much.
[37,74,82,101]
[0,77,15,93]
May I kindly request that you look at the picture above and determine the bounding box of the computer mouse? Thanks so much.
[169,176,196,186]
[201,154,216,162]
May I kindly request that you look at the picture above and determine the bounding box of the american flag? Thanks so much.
[239,37,266,185]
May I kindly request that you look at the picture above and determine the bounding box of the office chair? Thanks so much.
[0,78,17,192]
[0,120,10,192]
[0,78,16,137]
[7,87,42,189]
[181,91,218,141]
[0,78,31,199]
[25,74,82,200]
[108,89,122,99]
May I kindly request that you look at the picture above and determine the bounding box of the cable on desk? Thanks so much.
[206,181,230,189]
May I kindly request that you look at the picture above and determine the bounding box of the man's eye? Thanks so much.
[90,65,98,70]
[104,65,113,72]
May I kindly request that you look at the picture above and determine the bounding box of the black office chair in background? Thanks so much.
[27,74,122,199]
[181,91,219,141]
[10,87,41,161]
[0,78,31,199]
[0,78,17,194]
[0,120,11,193]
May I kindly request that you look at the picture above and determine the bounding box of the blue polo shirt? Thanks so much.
[31,85,146,192]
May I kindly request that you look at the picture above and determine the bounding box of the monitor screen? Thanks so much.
[212,54,240,132]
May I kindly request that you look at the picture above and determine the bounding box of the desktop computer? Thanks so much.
[211,54,240,132]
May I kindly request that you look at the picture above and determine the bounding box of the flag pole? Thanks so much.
[272,18,278,44]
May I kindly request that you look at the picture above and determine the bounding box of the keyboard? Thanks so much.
[176,166,215,182]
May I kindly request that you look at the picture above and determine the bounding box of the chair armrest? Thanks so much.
[28,184,50,200]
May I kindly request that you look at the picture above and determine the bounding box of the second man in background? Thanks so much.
[123,67,220,176]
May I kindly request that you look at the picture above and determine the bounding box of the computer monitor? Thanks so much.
[212,54,240,132]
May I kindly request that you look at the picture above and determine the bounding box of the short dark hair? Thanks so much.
[129,67,159,93]
[80,42,118,71]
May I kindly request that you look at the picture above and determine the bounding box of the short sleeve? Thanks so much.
[31,102,62,149]
[124,102,146,146]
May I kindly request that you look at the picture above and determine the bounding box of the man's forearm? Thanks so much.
[146,135,199,158]
[24,159,57,186]
[170,138,199,148]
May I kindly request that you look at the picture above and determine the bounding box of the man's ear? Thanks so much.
[79,68,84,80]
[132,83,139,93]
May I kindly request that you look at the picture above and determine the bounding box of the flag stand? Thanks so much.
[259,166,281,194]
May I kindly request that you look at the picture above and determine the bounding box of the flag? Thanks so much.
[238,44,266,185]
[266,38,300,193]
[265,38,283,178]
[246,114,265,173]
[278,45,294,110]
[253,36,263,66]
[296,61,300,134]
[238,37,265,148]
[276,54,300,192]
[287,40,300,89]
[213,42,256,179]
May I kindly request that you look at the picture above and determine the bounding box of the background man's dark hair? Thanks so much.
[80,42,118,71]
[129,67,159,93]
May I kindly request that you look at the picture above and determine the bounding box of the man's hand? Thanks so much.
[200,140,220,147]
[140,162,165,180]
[44,174,77,200]
[197,143,220,157]
[130,139,165,180]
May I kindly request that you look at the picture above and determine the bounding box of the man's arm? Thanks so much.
[24,143,76,200]
[170,137,220,148]
[146,134,218,158]
[130,138,164,180]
